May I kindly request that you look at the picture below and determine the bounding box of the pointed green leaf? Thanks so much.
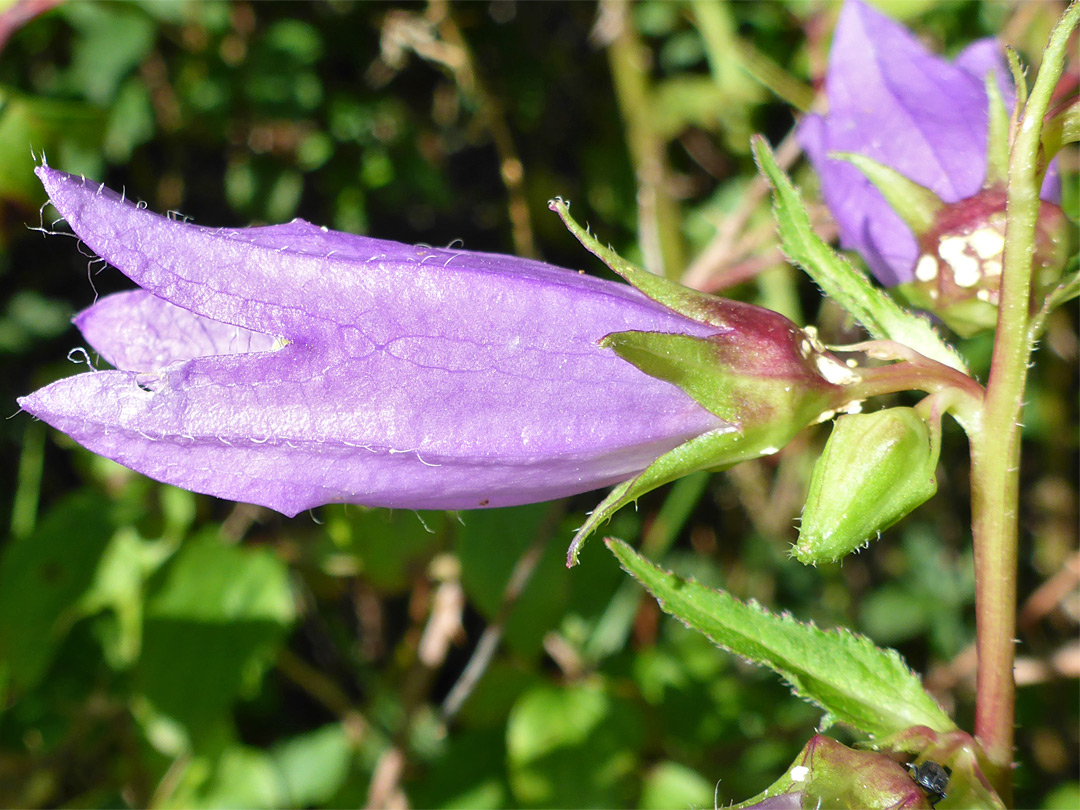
[984,73,1010,187]
[548,197,746,329]
[830,151,944,236]
[606,538,957,737]
[751,136,968,374]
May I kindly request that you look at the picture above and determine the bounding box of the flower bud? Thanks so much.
[737,735,936,810]
[794,407,940,565]
[895,187,1069,337]
[601,314,854,467]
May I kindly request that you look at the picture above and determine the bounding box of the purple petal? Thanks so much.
[952,38,1012,97]
[799,0,995,285]
[76,290,280,371]
[24,169,729,515]
[38,167,711,344]
[953,39,1063,201]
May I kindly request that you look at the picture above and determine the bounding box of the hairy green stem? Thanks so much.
[970,4,1078,802]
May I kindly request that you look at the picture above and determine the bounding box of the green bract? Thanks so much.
[795,407,940,565]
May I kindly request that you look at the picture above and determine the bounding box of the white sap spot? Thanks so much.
[760,447,780,456]
[984,259,1002,277]
[950,256,982,287]
[815,355,860,385]
[939,236,981,287]
[843,399,864,414]
[976,289,993,302]
[970,227,1005,259]
[791,766,810,783]
[937,235,968,262]
[914,254,939,282]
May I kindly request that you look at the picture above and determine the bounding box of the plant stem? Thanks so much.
[603,0,685,280]
[969,4,1078,803]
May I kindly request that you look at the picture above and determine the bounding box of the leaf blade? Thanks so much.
[607,538,957,738]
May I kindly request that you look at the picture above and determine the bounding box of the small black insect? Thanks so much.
[907,760,952,808]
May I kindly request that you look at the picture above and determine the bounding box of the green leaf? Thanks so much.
[638,761,716,810]
[0,492,115,690]
[407,729,510,810]
[319,507,444,591]
[606,538,957,737]
[751,136,968,374]
[138,532,295,741]
[166,745,280,809]
[78,527,176,669]
[271,724,354,807]
[456,504,568,657]
[506,681,644,808]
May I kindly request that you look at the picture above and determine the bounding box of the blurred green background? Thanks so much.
[0,1,1076,807]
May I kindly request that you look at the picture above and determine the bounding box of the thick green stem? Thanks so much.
[969,5,1078,803]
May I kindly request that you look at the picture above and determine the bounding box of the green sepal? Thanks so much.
[1041,97,1080,163]
[895,281,1000,339]
[830,152,944,236]
[548,197,746,329]
[794,408,941,565]
[1030,269,1080,341]
[1005,47,1028,113]
[567,429,753,566]
[566,326,852,565]
[600,330,845,427]
[606,538,958,737]
[984,73,1010,188]
[751,136,969,374]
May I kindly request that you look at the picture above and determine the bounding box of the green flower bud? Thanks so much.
[836,150,1070,338]
[794,407,940,565]
[735,735,936,810]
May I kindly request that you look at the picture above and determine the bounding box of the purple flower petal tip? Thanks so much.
[798,0,1056,286]
[25,168,731,515]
